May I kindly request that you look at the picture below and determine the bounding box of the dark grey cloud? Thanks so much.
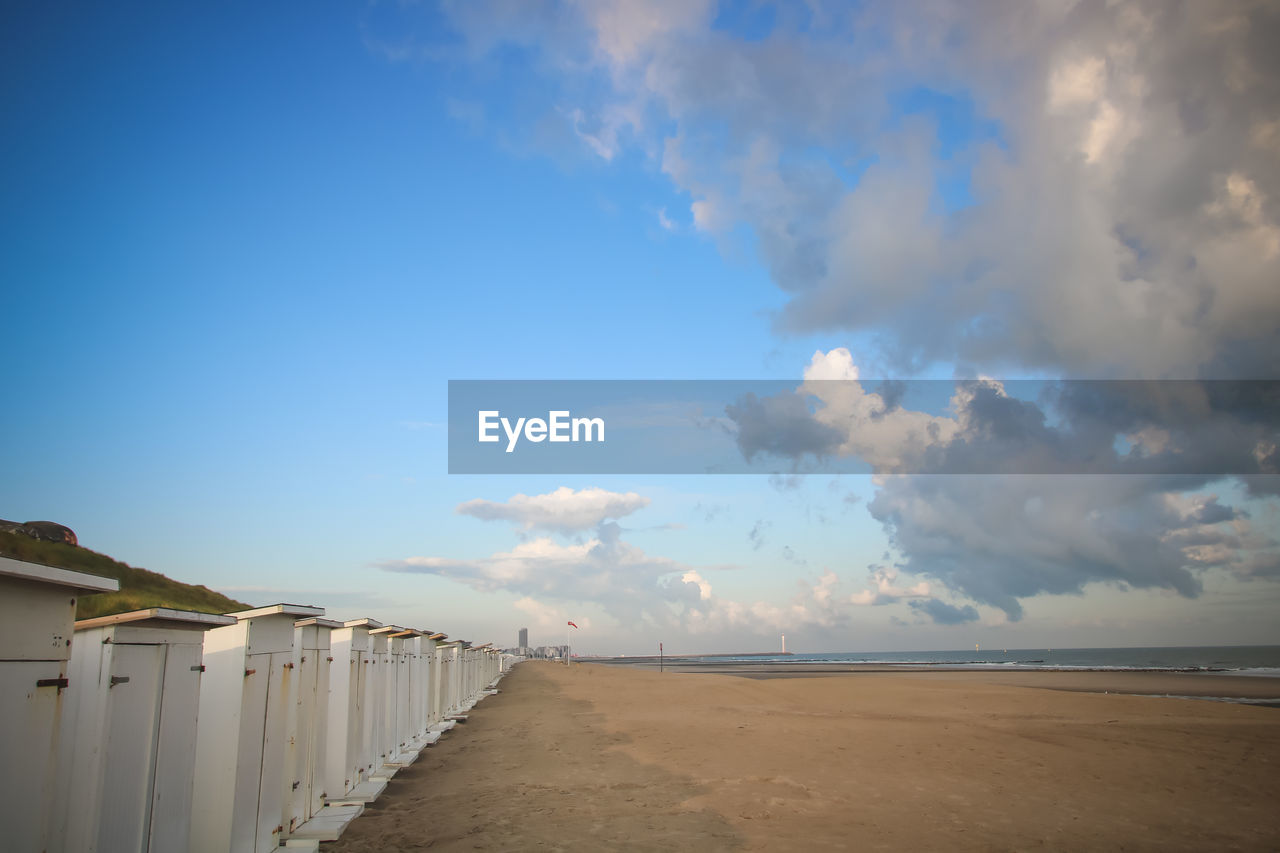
[1191,498,1243,525]
[768,473,806,491]
[868,474,1278,620]
[725,391,843,462]
[909,598,980,626]
[724,379,1279,477]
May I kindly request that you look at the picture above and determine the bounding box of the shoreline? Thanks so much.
[588,660,1280,702]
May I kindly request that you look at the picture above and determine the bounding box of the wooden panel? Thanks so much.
[98,642,165,851]
[0,576,77,662]
[229,654,269,853]
[0,659,67,851]
[148,641,204,852]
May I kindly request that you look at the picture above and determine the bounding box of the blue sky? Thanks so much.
[4,2,1278,654]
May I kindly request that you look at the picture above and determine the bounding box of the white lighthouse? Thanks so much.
[781,633,786,654]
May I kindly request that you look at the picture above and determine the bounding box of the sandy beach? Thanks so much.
[325,661,1280,851]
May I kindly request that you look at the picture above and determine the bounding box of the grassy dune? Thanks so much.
[0,530,248,619]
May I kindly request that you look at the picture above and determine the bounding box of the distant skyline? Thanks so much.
[2,2,1277,654]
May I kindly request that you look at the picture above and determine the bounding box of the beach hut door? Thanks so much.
[98,643,165,851]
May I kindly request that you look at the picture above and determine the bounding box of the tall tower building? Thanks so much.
[519,627,528,649]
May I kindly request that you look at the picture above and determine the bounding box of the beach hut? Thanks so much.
[362,622,391,776]
[442,641,465,717]
[410,630,441,745]
[426,632,447,728]
[389,628,429,755]
[324,618,387,805]
[370,625,408,772]
[188,603,324,853]
[462,644,493,710]
[281,617,364,845]
[428,638,462,735]
[0,556,118,852]
[53,608,235,852]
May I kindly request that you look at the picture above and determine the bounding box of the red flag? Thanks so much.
[567,621,579,629]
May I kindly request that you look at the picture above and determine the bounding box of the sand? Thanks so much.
[324,661,1280,851]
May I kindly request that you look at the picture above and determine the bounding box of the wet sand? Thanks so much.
[324,661,1280,851]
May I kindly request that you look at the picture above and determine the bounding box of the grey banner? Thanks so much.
[447,379,1279,476]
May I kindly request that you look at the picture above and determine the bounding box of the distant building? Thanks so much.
[519,627,528,650]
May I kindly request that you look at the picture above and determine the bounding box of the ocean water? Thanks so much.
[699,646,1280,676]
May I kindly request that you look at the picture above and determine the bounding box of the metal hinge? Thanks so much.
[37,677,69,690]
[109,676,130,687]
[191,664,206,672]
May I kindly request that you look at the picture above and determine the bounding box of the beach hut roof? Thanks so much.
[342,617,385,629]
[75,608,236,631]
[228,603,325,620]
[0,555,119,593]
[294,617,344,629]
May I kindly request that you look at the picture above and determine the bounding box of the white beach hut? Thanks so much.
[324,618,387,805]
[188,603,324,853]
[439,640,465,719]
[427,636,460,736]
[0,556,118,852]
[281,617,364,846]
[399,629,425,747]
[369,625,407,773]
[53,607,235,852]
[361,621,391,778]
[425,632,446,728]
[388,628,428,758]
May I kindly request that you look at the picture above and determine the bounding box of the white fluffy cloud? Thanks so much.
[388,486,964,636]
[456,486,650,533]
[849,566,931,606]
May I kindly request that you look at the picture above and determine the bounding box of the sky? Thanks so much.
[2,1,1278,655]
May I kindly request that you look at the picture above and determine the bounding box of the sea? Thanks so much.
[686,645,1280,676]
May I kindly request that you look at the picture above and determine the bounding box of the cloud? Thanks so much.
[456,486,650,533]
[909,598,980,626]
[380,518,821,634]
[849,565,931,606]
[868,474,1280,620]
[725,351,1280,478]
[725,389,844,462]
[382,520,688,624]
[386,488,936,638]
[513,596,592,632]
[427,1,1280,379]
[768,473,805,491]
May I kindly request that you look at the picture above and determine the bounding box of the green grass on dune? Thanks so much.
[0,530,249,620]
